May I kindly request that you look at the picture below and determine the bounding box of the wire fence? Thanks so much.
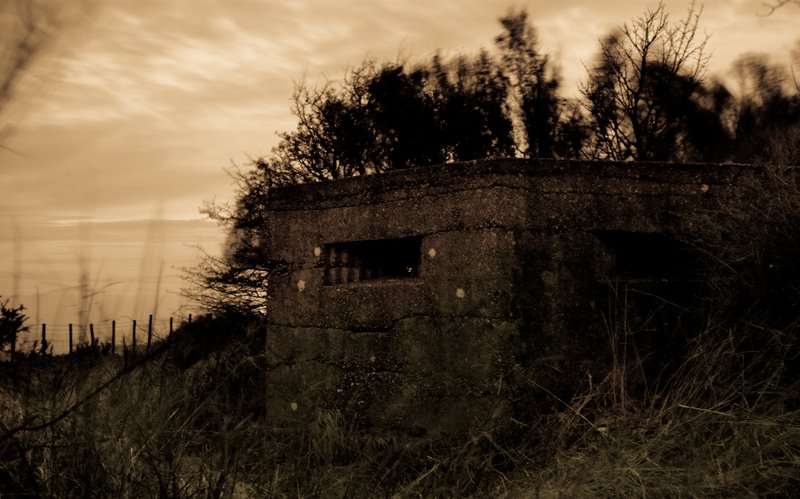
[9,314,199,356]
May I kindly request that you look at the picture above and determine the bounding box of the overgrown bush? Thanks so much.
[0,296,28,354]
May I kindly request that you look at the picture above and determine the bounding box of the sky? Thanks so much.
[0,0,797,351]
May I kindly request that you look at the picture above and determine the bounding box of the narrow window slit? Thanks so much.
[322,236,422,285]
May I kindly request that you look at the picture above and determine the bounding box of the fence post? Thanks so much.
[169,317,173,340]
[188,313,192,324]
[90,323,95,348]
[41,324,47,354]
[132,320,137,355]
[147,314,152,350]
[68,323,73,354]
[111,320,116,355]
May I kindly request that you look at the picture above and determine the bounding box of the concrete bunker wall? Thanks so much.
[263,159,762,436]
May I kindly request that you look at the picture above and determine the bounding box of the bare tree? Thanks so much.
[581,1,713,161]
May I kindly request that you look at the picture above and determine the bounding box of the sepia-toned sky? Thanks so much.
[0,0,797,347]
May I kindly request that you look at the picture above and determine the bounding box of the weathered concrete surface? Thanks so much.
[263,159,767,436]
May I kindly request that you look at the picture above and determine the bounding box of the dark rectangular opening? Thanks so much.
[322,236,422,285]
[596,230,698,280]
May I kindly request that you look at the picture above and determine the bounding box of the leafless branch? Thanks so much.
[760,0,800,16]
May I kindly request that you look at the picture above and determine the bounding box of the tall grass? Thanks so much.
[1,306,798,497]
[520,319,799,498]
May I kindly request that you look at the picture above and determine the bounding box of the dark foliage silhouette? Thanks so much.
[729,53,800,165]
[431,51,515,161]
[495,9,563,158]
[0,297,28,353]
